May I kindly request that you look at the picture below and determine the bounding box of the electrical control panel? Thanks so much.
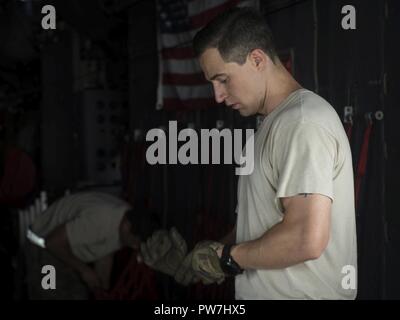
[78,90,128,185]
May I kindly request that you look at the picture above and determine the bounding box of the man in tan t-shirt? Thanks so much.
[170,8,357,299]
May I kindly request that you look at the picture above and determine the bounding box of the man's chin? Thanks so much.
[238,109,252,117]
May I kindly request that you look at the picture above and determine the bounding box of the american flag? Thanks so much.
[156,0,259,110]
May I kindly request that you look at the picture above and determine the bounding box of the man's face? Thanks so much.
[199,48,265,116]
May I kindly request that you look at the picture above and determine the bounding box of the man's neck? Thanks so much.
[261,64,302,116]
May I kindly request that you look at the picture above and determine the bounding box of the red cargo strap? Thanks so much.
[355,121,373,209]
[95,251,158,300]
[345,123,353,141]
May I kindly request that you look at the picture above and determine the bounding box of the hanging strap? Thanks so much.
[355,121,373,209]
[345,122,353,141]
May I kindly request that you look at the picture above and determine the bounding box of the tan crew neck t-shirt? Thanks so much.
[235,89,357,299]
[31,192,130,262]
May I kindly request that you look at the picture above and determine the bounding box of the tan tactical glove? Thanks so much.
[174,251,200,286]
[190,241,225,285]
[140,227,187,277]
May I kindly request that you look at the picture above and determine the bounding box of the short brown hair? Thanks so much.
[193,7,278,65]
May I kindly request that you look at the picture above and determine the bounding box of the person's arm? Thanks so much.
[94,253,114,290]
[45,224,101,290]
[226,193,331,270]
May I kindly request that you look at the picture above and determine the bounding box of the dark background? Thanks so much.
[0,0,398,300]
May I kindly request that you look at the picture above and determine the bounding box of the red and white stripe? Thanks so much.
[157,0,258,110]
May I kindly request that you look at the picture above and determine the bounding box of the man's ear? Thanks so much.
[249,49,268,70]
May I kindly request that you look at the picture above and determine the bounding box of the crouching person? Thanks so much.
[24,191,161,299]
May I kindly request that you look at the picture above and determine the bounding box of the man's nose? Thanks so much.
[213,83,228,104]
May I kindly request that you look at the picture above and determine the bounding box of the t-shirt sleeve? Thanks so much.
[272,121,337,211]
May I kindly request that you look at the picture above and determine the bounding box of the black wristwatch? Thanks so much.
[219,244,244,277]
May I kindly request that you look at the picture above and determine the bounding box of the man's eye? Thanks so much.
[219,78,228,84]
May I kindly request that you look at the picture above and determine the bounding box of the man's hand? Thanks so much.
[174,225,236,286]
[190,241,225,285]
[140,227,187,277]
[79,267,102,292]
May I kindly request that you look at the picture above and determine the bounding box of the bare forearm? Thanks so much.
[94,254,114,290]
[231,221,317,270]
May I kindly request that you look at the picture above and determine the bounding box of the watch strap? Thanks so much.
[220,244,244,276]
